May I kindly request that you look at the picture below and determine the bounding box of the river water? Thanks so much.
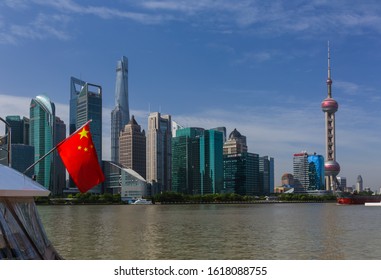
[37,203,381,260]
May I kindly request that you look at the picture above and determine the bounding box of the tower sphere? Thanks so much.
[321,97,338,113]
[324,160,340,176]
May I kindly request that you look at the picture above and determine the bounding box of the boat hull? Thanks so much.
[337,193,381,205]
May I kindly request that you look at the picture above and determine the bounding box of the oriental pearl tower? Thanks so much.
[321,42,340,191]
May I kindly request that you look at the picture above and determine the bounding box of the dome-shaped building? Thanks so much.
[229,128,242,140]
[223,128,247,155]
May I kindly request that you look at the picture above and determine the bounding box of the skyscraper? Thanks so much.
[2,116,34,177]
[200,129,224,194]
[321,42,340,190]
[224,152,259,195]
[337,176,347,191]
[293,152,324,191]
[111,56,130,163]
[5,116,29,144]
[223,128,259,195]
[76,82,102,163]
[30,95,55,189]
[223,128,247,155]
[293,152,309,189]
[119,115,146,179]
[356,175,363,192]
[30,95,66,195]
[70,77,86,134]
[146,112,172,193]
[53,116,67,195]
[172,127,204,194]
[259,156,274,194]
[307,154,325,190]
[70,78,102,193]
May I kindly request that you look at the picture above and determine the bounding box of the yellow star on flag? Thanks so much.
[79,128,89,139]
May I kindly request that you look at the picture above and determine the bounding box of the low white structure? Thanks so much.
[364,202,381,207]
[0,164,61,259]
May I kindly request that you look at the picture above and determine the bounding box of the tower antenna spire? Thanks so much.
[328,41,331,80]
[327,41,332,98]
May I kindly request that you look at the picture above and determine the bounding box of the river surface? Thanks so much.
[37,203,381,260]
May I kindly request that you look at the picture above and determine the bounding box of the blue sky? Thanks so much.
[1,0,381,190]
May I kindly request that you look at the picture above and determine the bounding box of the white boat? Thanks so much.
[132,199,152,205]
[364,201,381,206]
[0,164,62,259]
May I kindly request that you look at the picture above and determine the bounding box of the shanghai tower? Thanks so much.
[321,43,340,191]
[111,56,130,163]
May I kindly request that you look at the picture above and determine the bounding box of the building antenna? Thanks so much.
[327,41,332,98]
[328,41,331,79]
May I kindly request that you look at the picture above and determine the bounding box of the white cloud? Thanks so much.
[33,0,172,24]
[2,0,381,45]
[3,0,29,9]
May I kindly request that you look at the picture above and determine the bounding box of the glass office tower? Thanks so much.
[111,56,130,163]
[259,156,274,195]
[70,77,102,161]
[5,115,30,144]
[223,152,260,195]
[70,82,102,193]
[30,96,66,195]
[70,77,86,134]
[29,95,55,190]
[76,83,102,163]
[172,127,204,194]
[200,129,223,194]
[307,154,325,190]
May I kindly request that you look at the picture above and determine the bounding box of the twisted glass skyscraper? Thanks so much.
[111,56,130,163]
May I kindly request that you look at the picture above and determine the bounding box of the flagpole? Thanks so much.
[23,146,58,175]
[23,119,92,175]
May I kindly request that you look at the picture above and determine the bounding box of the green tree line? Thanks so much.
[153,192,337,203]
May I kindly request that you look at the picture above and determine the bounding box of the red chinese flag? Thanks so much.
[57,122,105,193]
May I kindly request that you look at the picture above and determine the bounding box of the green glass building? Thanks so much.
[172,127,204,194]
[29,96,66,195]
[200,129,224,195]
[223,152,260,195]
[172,128,223,195]
[29,95,55,190]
